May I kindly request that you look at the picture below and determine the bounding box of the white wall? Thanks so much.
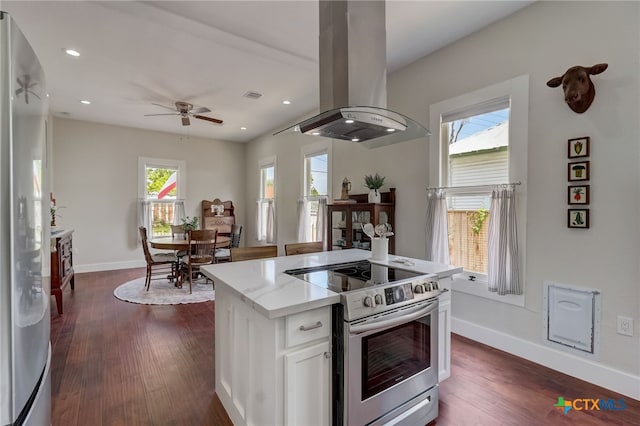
[52,118,245,271]
[398,0,640,376]
[245,1,640,393]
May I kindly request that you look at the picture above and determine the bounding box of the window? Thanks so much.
[138,157,186,238]
[445,104,509,277]
[429,75,528,304]
[300,142,331,242]
[257,156,276,242]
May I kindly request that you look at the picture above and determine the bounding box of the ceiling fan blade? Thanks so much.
[194,115,223,125]
[182,116,191,126]
[152,102,178,112]
[191,106,211,114]
[144,113,179,117]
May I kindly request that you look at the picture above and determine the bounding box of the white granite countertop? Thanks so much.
[200,249,462,319]
[50,228,73,239]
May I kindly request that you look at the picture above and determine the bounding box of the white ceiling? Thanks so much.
[2,1,533,143]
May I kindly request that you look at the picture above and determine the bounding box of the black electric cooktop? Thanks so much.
[284,260,425,293]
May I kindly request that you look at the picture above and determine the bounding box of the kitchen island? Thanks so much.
[200,249,461,426]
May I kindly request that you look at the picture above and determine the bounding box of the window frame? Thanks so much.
[259,156,276,200]
[138,157,186,238]
[429,75,528,306]
[301,141,332,199]
[257,156,277,242]
[300,141,332,242]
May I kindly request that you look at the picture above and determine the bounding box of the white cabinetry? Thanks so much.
[215,284,332,426]
[285,341,331,425]
[438,290,452,381]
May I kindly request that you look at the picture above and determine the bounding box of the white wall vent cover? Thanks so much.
[543,281,601,360]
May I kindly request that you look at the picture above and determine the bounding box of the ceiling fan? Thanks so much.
[144,101,223,126]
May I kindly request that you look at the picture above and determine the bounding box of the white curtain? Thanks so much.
[266,198,276,244]
[425,189,450,264]
[138,199,151,235]
[173,200,185,225]
[257,198,276,243]
[487,187,521,295]
[314,196,328,249]
[296,198,306,242]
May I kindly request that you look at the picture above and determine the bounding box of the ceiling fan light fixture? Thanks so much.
[144,101,223,126]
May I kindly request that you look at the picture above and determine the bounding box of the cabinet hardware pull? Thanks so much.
[299,321,322,331]
[323,352,331,359]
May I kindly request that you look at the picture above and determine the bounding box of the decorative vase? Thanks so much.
[368,189,381,203]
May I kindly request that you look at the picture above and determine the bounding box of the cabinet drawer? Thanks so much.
[285,307,330,348]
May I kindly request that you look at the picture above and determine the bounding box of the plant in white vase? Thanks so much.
[364,173,385,203]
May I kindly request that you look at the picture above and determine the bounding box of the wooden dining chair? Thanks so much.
[179,229,217,293]
[215,224,243,263]
[284,241,323,256]
[170,224,186,239]
[170,224,188,259]
[230,245,277,262]
[138,226,177,291]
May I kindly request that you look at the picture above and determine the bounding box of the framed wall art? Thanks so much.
[568,136,590,158]
[568,185,590,205]
[568,161,590,181]
[568,209,590,229]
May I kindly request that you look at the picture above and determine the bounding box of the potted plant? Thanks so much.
[181,216,199,238]
[364,173,385,203]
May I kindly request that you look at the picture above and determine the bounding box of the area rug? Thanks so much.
[113,277,215,305]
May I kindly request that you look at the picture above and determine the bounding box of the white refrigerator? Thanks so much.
[0,11,52,426]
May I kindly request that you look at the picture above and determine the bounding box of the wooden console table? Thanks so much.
[51,229,75,314]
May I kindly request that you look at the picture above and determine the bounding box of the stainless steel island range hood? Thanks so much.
[278,0,430,149]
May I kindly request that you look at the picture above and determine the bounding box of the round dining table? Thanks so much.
[149,235,230,250]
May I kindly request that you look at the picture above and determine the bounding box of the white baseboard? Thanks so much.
[451,316,640,401]
[75,260,145,274]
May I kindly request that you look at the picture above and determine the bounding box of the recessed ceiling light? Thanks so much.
[386,128,395,132]
[282,100,291,105]
[64,49,80,57]
[80,100,91,105]
[351,138,360,142]
[312,132,320,136]
[240,127,247,130]
[345,119,355,124]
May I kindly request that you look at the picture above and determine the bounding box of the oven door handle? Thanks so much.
[348,301,436,335]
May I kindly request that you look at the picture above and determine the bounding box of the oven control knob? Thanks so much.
[374,294,383,305]
[414,284,425,294]
[363,296,375,308]
[431,281,439,290]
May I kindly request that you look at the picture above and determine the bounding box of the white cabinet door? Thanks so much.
[438,297,451,381]
[284,341,331,426]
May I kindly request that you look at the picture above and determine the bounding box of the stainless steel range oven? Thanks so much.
[285,260,442,426]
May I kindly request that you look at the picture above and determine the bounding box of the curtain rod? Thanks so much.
[426,181,521,191]
[298,195,329,200]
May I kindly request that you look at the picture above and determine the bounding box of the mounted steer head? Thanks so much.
[547,63,608,113]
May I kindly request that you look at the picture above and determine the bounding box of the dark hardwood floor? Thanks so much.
[51,269,640,425]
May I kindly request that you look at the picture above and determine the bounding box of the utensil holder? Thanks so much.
[371,238,388,261]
